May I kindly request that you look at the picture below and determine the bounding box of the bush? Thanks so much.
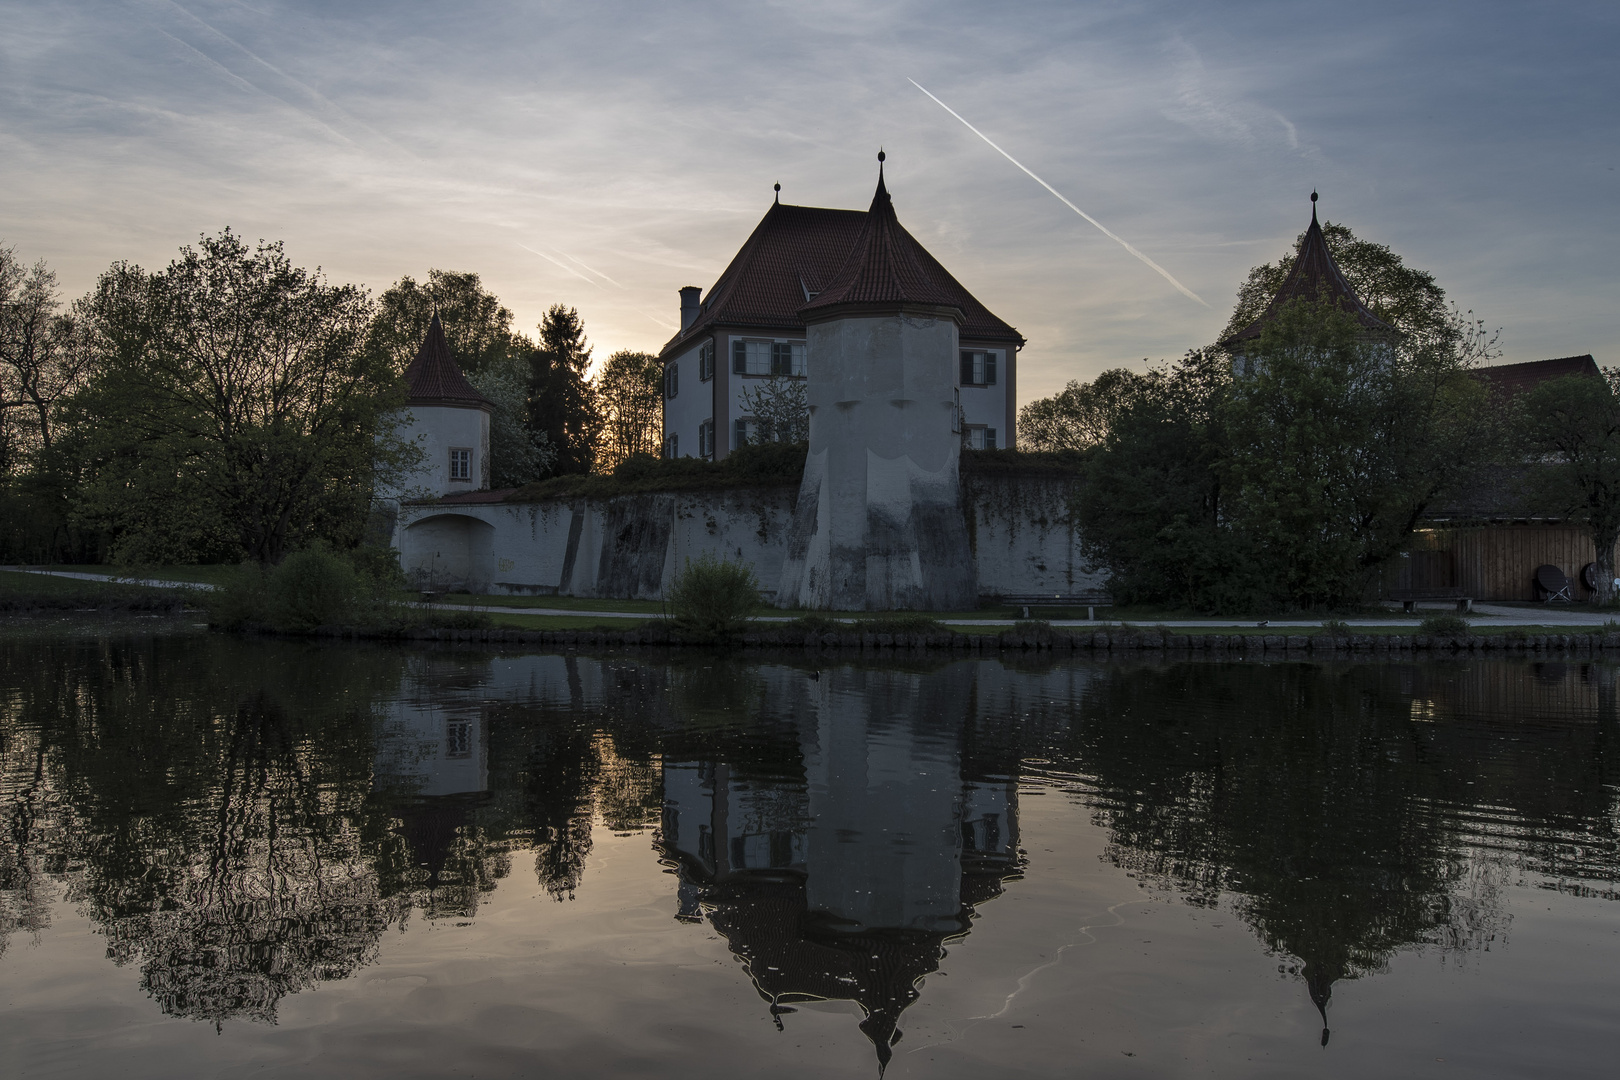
[854,613,944,635]
[1419,613,1469,636]
[1321,618,1351,636]
[208,544,413,633]
[668,552,761,638]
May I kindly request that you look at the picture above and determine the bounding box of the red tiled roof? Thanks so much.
[801,168,966,315]
[661,177,1022,358]
[1222,198,1394,347]
[1473,355,1600,398]
[404,313,493,409]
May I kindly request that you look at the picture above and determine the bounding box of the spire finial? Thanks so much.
[773,182,780,204]
[1310,189,1319,222]
[877,148,885,164]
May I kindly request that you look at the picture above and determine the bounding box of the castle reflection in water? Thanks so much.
[4,637,1618,1063]
[373,655,1040,1064]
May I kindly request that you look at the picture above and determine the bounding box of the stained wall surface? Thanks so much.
[392,473,1097,605]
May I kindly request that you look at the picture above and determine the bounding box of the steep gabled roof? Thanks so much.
[1222,195,1394,347]
[403,313,493,410]
[1473,354,1600,398]
[660,172,1022,359]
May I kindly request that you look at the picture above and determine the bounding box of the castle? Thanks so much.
[386,157,1091,609]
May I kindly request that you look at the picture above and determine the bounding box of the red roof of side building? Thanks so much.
[1473,354,1601,397]
[1221,196,1394,347]
[660,174,1022,359]
[403,313,493,410]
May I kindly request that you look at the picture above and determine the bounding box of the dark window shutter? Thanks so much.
[734,419,747,447]
[985,428,997,450]
[960,351,973,385]
[733,340,746,374]
[985,352,997,385]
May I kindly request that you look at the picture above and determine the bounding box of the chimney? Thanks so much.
[679,286,701,332]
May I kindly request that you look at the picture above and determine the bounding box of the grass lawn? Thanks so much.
[0,568,200,606]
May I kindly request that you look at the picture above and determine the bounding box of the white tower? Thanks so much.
[776,156,976,610]
[386,313,494,500]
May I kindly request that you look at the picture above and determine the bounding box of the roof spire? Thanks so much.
[1311,189,1319,223]
[873,148,890,208]
[774,182,780,204]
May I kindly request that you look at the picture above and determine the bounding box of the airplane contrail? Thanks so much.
[908,78,1209,308]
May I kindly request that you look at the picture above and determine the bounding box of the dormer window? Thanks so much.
[448,448,472,482]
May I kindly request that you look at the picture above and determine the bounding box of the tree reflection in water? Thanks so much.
[2,640,1619,1059]
[1039,659,1620,1045]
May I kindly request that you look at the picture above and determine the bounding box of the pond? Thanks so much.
[2,632,1617,1077]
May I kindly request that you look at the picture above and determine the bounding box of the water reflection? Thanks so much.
[659,666,1024,1065]
[2,639,1619,1065]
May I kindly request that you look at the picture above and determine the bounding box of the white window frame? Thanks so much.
[698,419,715,459]
[960,349,999,387]
[734,338,805,377]
[448,447,472,481]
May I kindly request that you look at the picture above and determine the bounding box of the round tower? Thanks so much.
[776,155,977,610]
[386,312,494,501]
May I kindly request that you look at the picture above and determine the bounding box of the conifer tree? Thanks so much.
[525,305,601,475]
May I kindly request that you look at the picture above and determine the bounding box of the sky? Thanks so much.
[2,0,1616,403]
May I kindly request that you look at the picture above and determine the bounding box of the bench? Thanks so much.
[1388,588,1473,614]
[990,592,1115,621]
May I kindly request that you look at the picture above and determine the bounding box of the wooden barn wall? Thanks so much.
[1407,526,1615,601]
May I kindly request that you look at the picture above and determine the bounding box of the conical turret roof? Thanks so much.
[403,313,493,410]
[798,162,968,320]
[1222,195,1394,347]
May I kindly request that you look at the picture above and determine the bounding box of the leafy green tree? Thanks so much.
[63,229,410,564]
[369,269,524,376]
[1017,368,1139,452]
[525,305,601,475]
[1518,369,1620,603]
[592,350,663,469]
[1221,299,1487,608]
[1222,220,1498,363]
[467,355,557,488]
[1076,350,1270,611]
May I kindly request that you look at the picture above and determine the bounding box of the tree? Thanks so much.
[369,269,524,376]
[525,305,601,475]
[1017,368,1139,452]
[1222,220,1500,364]
[738,374,807,445]
[1518,370,1620,604]
[592,350,663,469]
[65,229,408,564]
[0,245,93,459]
[1076,349,1271,612]
[467,356,557,488]
[1220,299,1486,608]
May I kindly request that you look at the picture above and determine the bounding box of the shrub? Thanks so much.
[791,614,842,635]
[1321,618,1351,636]
[854,613,944,635]
[207,544,413,633]
[1419,613,1469,636]
[668,552,761,638]
[267,547,364,631]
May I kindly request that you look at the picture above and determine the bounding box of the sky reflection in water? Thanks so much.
[1,635,1618,1077]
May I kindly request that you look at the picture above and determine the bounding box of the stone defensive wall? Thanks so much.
[391,450,1105,605]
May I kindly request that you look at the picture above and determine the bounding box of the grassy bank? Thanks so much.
[0,569,199,613]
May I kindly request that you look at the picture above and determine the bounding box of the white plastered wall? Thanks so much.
[386,404,492,499]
